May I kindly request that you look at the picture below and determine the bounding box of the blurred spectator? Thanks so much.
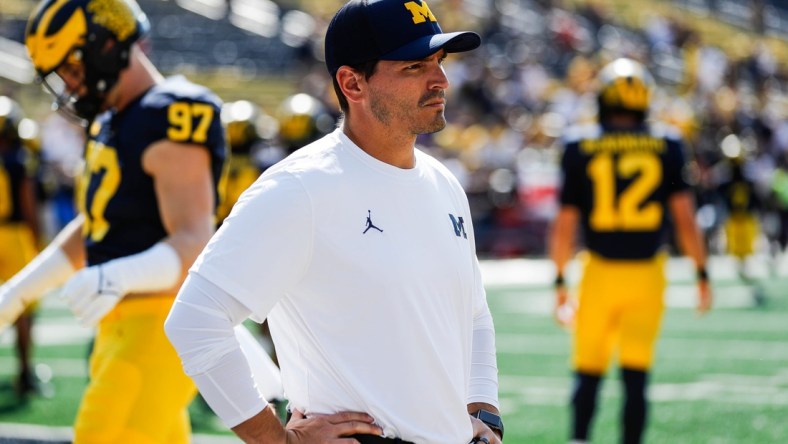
[0,96,43,398]
[4,0,788,258]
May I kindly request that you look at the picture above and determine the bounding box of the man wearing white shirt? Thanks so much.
[165,1,503,442]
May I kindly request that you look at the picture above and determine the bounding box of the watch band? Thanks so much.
[472,409,504,439]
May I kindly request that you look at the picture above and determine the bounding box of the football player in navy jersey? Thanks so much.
[0,96,43,397]
[218,100,278,223]
[716,152,765,305]
[549,58,712,444]
[0,0,225,442]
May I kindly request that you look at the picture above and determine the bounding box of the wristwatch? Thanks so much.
[472,409,504,439]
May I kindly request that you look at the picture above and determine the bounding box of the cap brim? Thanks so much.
[381,31,481,61]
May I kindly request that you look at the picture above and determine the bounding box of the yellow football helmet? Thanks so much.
[276,93,336,152]
[25,0,148,122]
[222,100,263,153]
[597,58,654,120]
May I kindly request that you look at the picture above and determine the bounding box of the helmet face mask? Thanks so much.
[25,0,148,124]
[596,58,654,123]
[38,57,86,125]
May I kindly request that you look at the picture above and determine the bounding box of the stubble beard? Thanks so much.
[370,89,447,136]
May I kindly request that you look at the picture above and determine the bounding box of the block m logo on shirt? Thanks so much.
[404,1,437,24]
[449,214,467,239]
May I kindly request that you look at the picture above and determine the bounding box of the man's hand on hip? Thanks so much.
[285,409,383,443]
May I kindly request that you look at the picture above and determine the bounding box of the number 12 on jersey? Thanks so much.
[587,152,663,231]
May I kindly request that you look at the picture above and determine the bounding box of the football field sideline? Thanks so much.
[0,255,786,443]
[1,253,782,348]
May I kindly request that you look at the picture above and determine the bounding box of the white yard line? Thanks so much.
[0,422,241,443]
[491,285,761,314]
[0,255,779,348]
[498,370,788,407]
[478,254,786,287]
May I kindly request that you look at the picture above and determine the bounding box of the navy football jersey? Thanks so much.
[718,174,759,215]
[77,76,226,266]
[559,123,690,259]
[0,142,36,224]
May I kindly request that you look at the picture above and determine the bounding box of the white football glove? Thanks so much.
[0,284,26,333]
[60,265,125,327]
[59,243,182,327]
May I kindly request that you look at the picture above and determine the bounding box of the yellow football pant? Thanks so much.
[573,252,666,374]
[0,223,38,280]
[724,213,759,259]
[0,223,39,313]
[73,295,197,444]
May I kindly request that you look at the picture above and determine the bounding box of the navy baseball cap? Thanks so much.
[324,0,481,76]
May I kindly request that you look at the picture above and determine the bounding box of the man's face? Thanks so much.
[55,60,86,96]
[44,58,112,122]
[366,50,450,135]
[40,60,90,119]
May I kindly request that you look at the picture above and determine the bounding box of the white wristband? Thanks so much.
[103,243,182,296]
[6,245,75,305]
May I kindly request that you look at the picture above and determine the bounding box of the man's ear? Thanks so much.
[336,66,364,105]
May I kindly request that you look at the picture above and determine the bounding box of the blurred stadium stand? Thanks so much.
[1,0,786,82]
[141,0,296,74]
[675,0,788,38]
[0,0,326,85]
[2,0,788,258]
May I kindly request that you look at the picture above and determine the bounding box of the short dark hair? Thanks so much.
[331,59,379,115]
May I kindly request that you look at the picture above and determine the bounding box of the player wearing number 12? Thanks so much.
[0,0,226,442]
[548,58,712,444]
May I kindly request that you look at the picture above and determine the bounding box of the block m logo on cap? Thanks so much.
[404,1,437,24]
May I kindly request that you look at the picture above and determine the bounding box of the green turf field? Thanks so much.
[0,256,786,443]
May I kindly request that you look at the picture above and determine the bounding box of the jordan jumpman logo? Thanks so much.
[363,210,383,234]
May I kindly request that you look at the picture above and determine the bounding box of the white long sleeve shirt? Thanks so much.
[166,129,499,443]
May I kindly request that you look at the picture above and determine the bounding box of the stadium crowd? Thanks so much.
[379,0,788,260]
[268,0,788,260]
[5,0,787,260]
